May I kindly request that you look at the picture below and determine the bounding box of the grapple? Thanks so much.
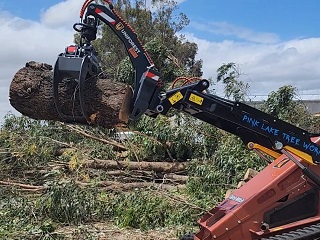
[53,12,102,124]
[53,44,101,123]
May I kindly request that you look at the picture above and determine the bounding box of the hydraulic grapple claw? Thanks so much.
[53,45,100,124]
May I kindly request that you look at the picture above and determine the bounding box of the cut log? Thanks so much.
[9,61,131,128]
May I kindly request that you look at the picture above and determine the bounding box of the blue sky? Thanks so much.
[0,0,58,19]
[179,0,320,43]
[1,0,320,44]
[1,0,320,120]
[3,0,320,41]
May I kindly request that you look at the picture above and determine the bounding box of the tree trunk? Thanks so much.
[9,61,130,128]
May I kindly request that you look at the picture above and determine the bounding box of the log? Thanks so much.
[9,61,131,128]
[84,159,188,173]
[0,180,46,191]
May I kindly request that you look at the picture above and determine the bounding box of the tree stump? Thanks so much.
[9,61,131,128]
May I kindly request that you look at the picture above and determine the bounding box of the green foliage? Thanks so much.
[92,0,202,81]
[261,85,300,117]
[111,190,197,230]
[145,38,176,80]
[116,56,135,85]
[115,36,202,86]
[0,185,199,238]
[217,62,249,101]
[151,0,189,44]
[0,115,205,237]
[213,136,265,183]
[0,115,116,184]
[37,183,110,224]
[260,85,315,129]
[128,114,219,161]
[187,134,266,201]
[0,115,55,175]
[0,188,59,239]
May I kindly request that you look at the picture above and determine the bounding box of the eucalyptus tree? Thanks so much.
[92,0,202,83]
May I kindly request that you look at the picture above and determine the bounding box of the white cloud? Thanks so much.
[184,32,320,99]
[40,0,83,29]
[0,1,79,121]
[191,21,280,44]
[141,0,187,13]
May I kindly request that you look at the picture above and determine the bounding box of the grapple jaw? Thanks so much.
[53,44,133,126]
[53,45,101,123]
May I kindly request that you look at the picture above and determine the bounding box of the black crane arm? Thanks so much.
[145,79,320,165]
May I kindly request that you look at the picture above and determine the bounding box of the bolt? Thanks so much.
[156,105,164,113]
[274,141,283,150]
[202,80,208,88]
[248,142,254,149]
[159,93,166,100]
[261,222,270,231]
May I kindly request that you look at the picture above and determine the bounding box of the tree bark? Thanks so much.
[9,61,130,128]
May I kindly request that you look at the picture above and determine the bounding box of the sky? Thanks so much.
[1,0,320,122]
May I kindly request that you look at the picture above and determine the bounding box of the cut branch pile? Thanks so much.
[1,134,190,193]
[0,158,189,192]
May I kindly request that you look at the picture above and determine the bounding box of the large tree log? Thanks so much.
[9,61,131,128]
